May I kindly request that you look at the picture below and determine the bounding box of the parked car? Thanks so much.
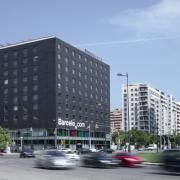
[81,152,120,168]
[35,150,76,169]
[162,149,180,172]
[20,149,34,158]
[113,152,144,167]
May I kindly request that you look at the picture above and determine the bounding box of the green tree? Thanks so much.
[130,130,150,148]
[0,128,10,149]
[112,130,126,148]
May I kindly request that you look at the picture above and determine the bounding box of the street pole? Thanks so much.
[89,123,91,149]
[20,136,23,151]
[117,72,131,152]
[53,119,57,149]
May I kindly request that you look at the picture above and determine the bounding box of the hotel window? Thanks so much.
[58,44,61,50]
[57,83,61,89]
[79,90,82,96]
[13,88,18,93]
[78,72,82,78]
[57,74,61,80]
[22,86,28,93]
[33,94,39,101]
[13,97,18,104]
[3,62,8,67]
[65,76,68,82]
[78,54,82,59]
[4,80,8,85]
[65,47,69,53]
[22,58,28,64]
[23,115,28,121]
[58,54,61,60]
[33,46,38,53]
[22,67,28,73]
[72,51,75,56]
[33,75,38,81]
[23,96,28,102]
[33,85,38,91]
[65,86,69,92]
[72,78,76,84]
[33,56,39,62]
[65,57,68,63]
[65,66,68,72]
[72,69,75,75]
[78,81,82,87]
[72,60,75,66]
[13,60,18,67]
[3,89,8,95]
[72,87,75,93]
[23,49,28,57]
[3,71,8,77]
[78,63,82,69]
[4,53,8,59]
[33,104,38,110]
[57,63,61,69]
[33,66,39,72]
[22,77,28,83]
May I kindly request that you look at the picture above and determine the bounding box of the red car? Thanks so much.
[113,152,144,167]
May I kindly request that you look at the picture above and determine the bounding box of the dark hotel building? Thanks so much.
[0,36,110,150]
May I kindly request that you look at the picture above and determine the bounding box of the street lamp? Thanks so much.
[53,119,57,149]
[97,103,108,152]
[117,72,131,152]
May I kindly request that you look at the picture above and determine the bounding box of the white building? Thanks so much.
[110,108,123,134]
[122,83,180,135]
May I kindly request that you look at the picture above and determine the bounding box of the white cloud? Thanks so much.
[109,0,180,37]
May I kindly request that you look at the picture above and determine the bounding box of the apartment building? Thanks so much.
[122,83,180,135]
[110,108,123,134]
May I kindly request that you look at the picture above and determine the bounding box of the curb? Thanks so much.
[143,162,163,166]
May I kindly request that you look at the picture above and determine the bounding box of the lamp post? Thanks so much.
[53,119,57,149]
[97,103,108,152]
[20,136,23,151]
[88,123,91,149]
[117,72,131,152]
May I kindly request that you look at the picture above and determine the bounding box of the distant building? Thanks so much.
[110,108,123,134]
[0,36,110,150]
[122,83,180,135]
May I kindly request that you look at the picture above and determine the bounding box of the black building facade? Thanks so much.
[0,37,110,150]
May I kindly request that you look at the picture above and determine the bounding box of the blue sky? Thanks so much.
[1,0,180,109]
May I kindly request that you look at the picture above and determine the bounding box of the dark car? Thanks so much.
[20,149,34,158]
[113,152,144,167]
[77,148,92,155]
[81,152,119,168]
[163,149,180,172]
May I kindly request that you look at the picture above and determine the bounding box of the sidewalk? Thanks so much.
[2,152,19,156]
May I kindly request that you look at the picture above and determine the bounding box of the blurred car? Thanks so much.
[163,149,180,172]
[62,150,80,161]
[113,152,144,167]
[20,149,34,158]
[35,150,76,169]
[77,148,92,155]
[81,152,120,168]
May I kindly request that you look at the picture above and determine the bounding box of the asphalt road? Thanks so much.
[0,155,179,180]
